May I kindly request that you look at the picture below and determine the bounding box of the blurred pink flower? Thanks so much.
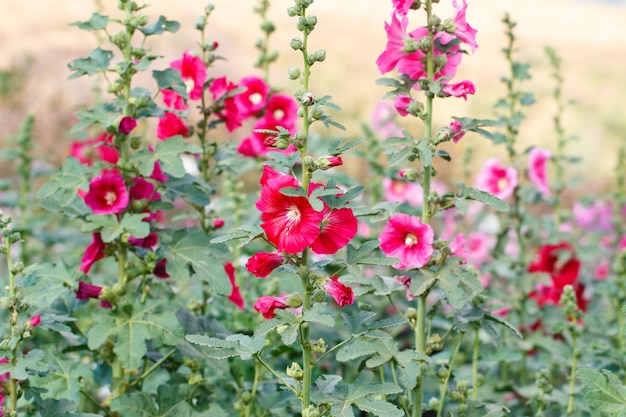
[475,157,518,200]
[443,80,475,100]
[235,76,269,118]
[118,116,137,135]
[392,0,415,16]
[29,314,41,327]
[449,233,468,263]
[528,147,552,196]
[379,213,434,269]
[382,177,422,207]
[452,0,478,52]
[265,93,299,129]
[210,76,243,132]
[466,232,495,268]
[225,262,244,310]
[394,94,412,117]
[449,119,465,143]
[70,133,119,166]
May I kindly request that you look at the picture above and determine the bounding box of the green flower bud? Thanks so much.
[300,92,314,106]
[303,155,316,172]
[405,307,418,320]
[136,14,149,27]
[286,362,304,380]
[195,15,207,31]
[428,15,442,29]
[261,20,275,34]
[130,135,142,150]
[285,292,303,308]
[310,105,324,120]
[112,282,126,296]
[286,6,299,17]
[240,391,253,404]
[290,37,303,51]
[205,4,215,14]
[110,31,128,50]
[296,17,306,32]
[294,131,306,142]
[312,291,326,303]
[305,15,317,29]
[428,397,440,409]
[312,49,326,62]
[288,66,301,80]
[10,261,24,275]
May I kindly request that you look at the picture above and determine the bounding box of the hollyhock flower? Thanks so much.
[595,261,610,280]
[170,51,206,100]
[265,93,299,129]
[254,295,288,319]
[157,112,189,140]
[392,0,415,16]
[84,172,129,215]
[118,116,137,135]
[379,213,434,269]
[128,232,158,250]
[28,314,41,327]
[256,173,324,254]
[475,157,518,200]
[162,89,187,110]
[246,252,284,278]
[452,0,478,52]
[442,80,476,100]
[235,76,269,118]
[318,156,343,170]
[395,275,417,301]
[213,219,225,229]
[153,259,170,279]
[150,160,167,183]
[382,177,422,207]
[70,133,119,166]
[399,29,462,82]
[225,262,244,310]
[130,177,158,202]
[528,242,580,289]
[394,94,412,117]
[237,136,266,157]
[449,119,465,144]
[528,147,552,196]
[311,207,358,255]
[210,76,243,132]
[376,14,409,74]
[449,233,468,263]
[80,233,107,274]
[324,276,355,307]
[466,232,495,268]
[371,101,403,138]
[76,280,103,300]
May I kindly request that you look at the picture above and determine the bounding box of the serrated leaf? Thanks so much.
[21,262,74,307]
[30,349,93,402]
[328,137,364,155]
[386,146,413,167]
[302,303,335,327]
[185,335,240,360]
[156,384,200,417]
[110,392,158,417]
[69,13,109,31]
[163,174,212,206]
[139,15,181,36]
[336,339,378,362]
[577,368,626,414]
[132,136,201,178]
[36,398,101,417]
[347,240,381,264]
[416,138,432,167]
[153,68,188,100]
[227,334,265,360]
[456,183,509,212]
[0,349,47,380]
[67,47,113,79]
[331,372,403,417]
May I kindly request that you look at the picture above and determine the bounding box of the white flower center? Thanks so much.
[104,191,117,206]
[286,205,301,222]
[249,92,262,105]
[405,232,418,246]
[273,109,285,120]
[497,177,508,190]
[184,79,195,94]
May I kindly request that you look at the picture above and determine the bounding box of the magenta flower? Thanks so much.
[225,262,244,311]
[452,0,478,52]
[28,314,41,327]
[254,295,288,319]
[442,80,476,100]
[394,94,412,117]
[246,252,284,278]
[235,76,269,119]
[255,173,324,254]
[153,259,170,279]
[84,173,129,215]
[449,119,465,143]
[376,14,409,74]
[528,147,552,196]
[76,280,103,300]
[382,177,422,207]
[213,218,225,229]
[449,233,468,263]
[171,51,207,100]
[392,0,415,17]
[157,112,189,140]
[70,133,119,166]
[324,276,355,307]
[466,232,495,268]
[80,233,107,273]
[210,76,243,132]
[118,116,137,135]
[162,89,187,110]
[475,157,518,200]
[395,275,416,301]
[128,232,158,250]
[371,101,403,138]
[399,29,462,82]
[265,93,299,129]
[379,213,434,269]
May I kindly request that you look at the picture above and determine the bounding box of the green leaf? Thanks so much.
[336,339,378,362]
[139,16,181,36]
[163,174,212,206]
[416,138,432,167]
[185,335,240,360]
[456,183,510,212]
[209,224,264,248]
[153,68,188,100]
[21,263,74,307]
[37,157,90,217]
[110,392,158,417]
[36,398,101,417]
[82,213,149,242]
[328,137,364,156]
[132,136,202,178]
[0,349,47,380]
[386,146,413,167]
[166,228,231,295]
[69,13,109,31]
[30,349,93,403]
[156,384,201,417]
[375,78,401,88]
[67,47,113,79]
[302,303,335,328]
[577,368,626,415]
[331,372,403,417]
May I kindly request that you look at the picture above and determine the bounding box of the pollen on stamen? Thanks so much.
[104,191,117,206]
[405,232,418,246]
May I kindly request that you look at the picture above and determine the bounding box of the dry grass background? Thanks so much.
[1,0,625,189]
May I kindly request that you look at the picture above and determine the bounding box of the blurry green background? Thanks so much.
[1,0,624,189]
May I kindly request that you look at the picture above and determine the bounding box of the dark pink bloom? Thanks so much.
[392,0,415,16]
[118,116,137,135]
[466,232,494,268]
[376,14,409,74]
[157,112,189,140]
[235,76,269,118]
[76,280,103,300]
[84,172,129,215]
[153,259,170,279]
[394,95,412,117]
[320,156,343,168]
[28,314,41,327]
[379,213,434,269]
[265,94,299,129]
[528,147,552,197]
[246,252,284,278]
[171,51,207,100]
[162,89,187,110]
[475,157,518,200]
[399,29,462,82]
[449,119,465,143]
[442,80,475,100]
[150,160,168,183]
[324,276,355,307]
[260,165,284,186]
[254,295,288,319]
[70,133,119,166]
[256,173,324,254]
[210,76,243,132]
[453,0,478,52]
[311,207,358,255]
[237,136,266,158]
[80,233,107,274]
[225,262,244,310]
[213,219,225,229]
[130,177,158,201]
[128,233,158,250]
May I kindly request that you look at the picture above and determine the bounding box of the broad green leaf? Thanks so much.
[37,398,101,417]
[331,372,403,417]
[82,213,149,242]
[226,334,265,360]
[37,157,90,217]
[139,16,181,36]
[30,349,93,402]
[110,392,158,417]
[163,174,212,206]
[336,339,378,362]
[375,77,402,88]
[132,136,202,178]
[69,13,110,31]
[68,47,113,79]
[209,224,264,249]
[456,183,509,212]
[386,146,413,167]
[416,137,432,167]
[577,368,626,415]
[302,302,335,327]
[21,263,74,307]
[328,137,364,156]
[0,349,47,380]
[185,335,240,360]
[156,384,200,417]
[153,68,188,100]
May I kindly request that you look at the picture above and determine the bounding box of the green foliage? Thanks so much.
[577,368,626,416]
[67,47,113,79]
[324,372,404,417]
[132,136,202,178]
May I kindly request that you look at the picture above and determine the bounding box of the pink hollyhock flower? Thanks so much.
[449,119,465,144]
[452,0,478,52]
[382,177,422,207]
[254,295,288,319]
[246,252,284,278]
[225,262,244,310]
[466,232,495,268]
[376,14,409,74]
[28,314,41,327]
[213,219,225,229]
[80,233,107,274]
[235,76,269,119]
[395,275,417,301]
[130,177,158,202]
[449,233,468,263]
[255,172,324,254]
[528,147,552,196]
[162,89,187,110]
[157,112,189,140]
[442,80,475,100]
[399,29,462,82]
[70,133,119,166]
[619,235,626,250]
[210,76,243,132]
[118,116,137,135]
[237,136,266,158]
[311,206,358,255]
[379,213,434,269]
[595,261,610,280]
[260,165,284,185]
[84,172,129,215]
[171,51,207,100]
[572,200,614,233]
[128,232,158,250]
[475,157,518,200]
[394,95,412,117]
[265,93,299,129]
[324,276,355,307]
[371,101,403,138]
[528,242,580,289]
[153,259,170,279]
[392,0,415,16]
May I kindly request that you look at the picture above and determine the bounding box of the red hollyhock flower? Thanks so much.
[225,262,244,310]
[235,76,269,118]
[254,295,288,319]
[528,242,580,289]
[265,93,299,129]
[128,232,158,250]
[324,276,355,307]
[246,252,284,278]
[70,133,119,166]
[153,259,170,279]
[76,280,103,300]
[80,233,107,273]
[311,206,357,255]
[379,213,434,269]
[162,89,187,110]
[157,112,189,140]
[84,172,129,215]
[171,51,206,101]
[256,173,324,254]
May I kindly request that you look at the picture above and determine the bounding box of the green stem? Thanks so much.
[300,273,312,410]
[245,362,262,417]
[255,355,299,396]
[413,296,427,417]
[566,335,578,414]
[436,333,464,417]
[313,336,353,365]
[80,388,115,417]
[128,348,176,388]
[472,327,480,401]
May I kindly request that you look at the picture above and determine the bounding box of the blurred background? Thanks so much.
[1,0,625,189]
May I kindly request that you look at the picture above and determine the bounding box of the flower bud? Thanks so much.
[290,37,303,51]
[399,168,418,181]
[303,155,316,172]
[428,15,442,29]
[305,15,317,29]
[287,6,299,17]
[285,292,303,308]
[317,155,342,170]
[112,282,126,296]
[286,362,304,380]
[261,20,275,34]
[194,15,207,30]
[310,105,325,120]
[288,66,301,80]
[10,261,24,275]
[130,135,142,150]
[300,92,314,106]
[298,264,311,279]
[405,307,418,320]
[402,38,420,54]
[136,14,149,27]
[312,291,326,303]
[110,31,128,49]
[213,219,225,229]
[312,49,326,62]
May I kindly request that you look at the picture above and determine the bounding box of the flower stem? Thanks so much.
[413,295,427,417]
[300,272,312,410]
[254,354,299,397]
[437,333,464,417]
[566,334,578,414]
[245,362,262,417]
